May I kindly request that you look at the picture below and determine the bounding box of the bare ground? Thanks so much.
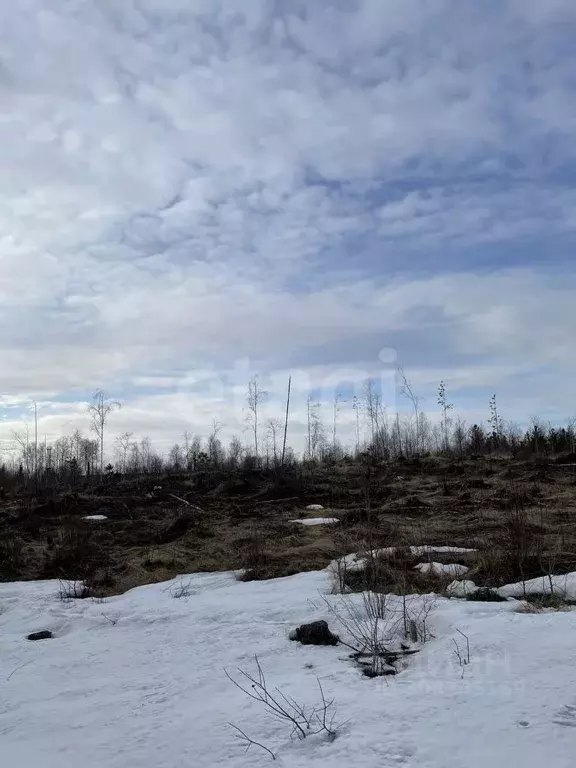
[2,454,576,596]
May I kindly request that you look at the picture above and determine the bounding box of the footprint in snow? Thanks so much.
[554,703,576,728]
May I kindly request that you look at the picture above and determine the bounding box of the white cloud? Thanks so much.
[1,1,575,452]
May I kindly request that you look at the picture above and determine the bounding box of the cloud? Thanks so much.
[1,1,575,454]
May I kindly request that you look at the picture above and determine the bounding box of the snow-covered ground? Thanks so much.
[2,568,576,768]
[498,573,576,600]
[338,545,476,573]
[446,573,576,601]
[82,514,108,521]
[291,518,339,526]
[414,562,469,577]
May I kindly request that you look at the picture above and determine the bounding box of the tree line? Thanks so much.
[2,374,575,488]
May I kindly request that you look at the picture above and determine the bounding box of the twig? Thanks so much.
[7,660,33,681]
[225,656,341,753]
[229,723,276,760]
[456,628,470,663]
[453,629,471,678]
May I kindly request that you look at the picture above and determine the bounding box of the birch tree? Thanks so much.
[246,376,267,460]
[88,390,121,473]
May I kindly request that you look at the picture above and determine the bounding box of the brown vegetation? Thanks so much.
[1,453,576,597]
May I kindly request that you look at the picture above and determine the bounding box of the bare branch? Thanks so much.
[228,724,276,760]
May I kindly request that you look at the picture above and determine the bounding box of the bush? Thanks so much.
[524,593,576,609]
[226,656,340,760]
[322,592,433,677]
[58,579,91,600]
[0,534,26,580]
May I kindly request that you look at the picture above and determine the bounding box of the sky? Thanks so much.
[1,0,576,456]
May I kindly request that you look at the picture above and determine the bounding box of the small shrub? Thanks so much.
[43,527,101,580]
[58,579,90,600]
[0,534,26,580]
[322,592,431,677]
[226,656,341,760]
[170,578,195,599]
[524,593,576,609]
[235,530,271,581]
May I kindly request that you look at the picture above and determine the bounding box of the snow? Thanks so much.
[445,571,576,601]
[498,572,576,601]
[414,562,470,577]
[411,545,476,555]
[82,514,108,521]
[371,545,476,560]
[447,579,479,597]
[335,545,476,574]
[306,504,324,511]
[2,568,576,768]
[292,518,339,526]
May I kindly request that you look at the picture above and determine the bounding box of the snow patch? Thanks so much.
[306,504,325,511]
[82,515,108,521]
[498,572,576,600]
[415,562,470,577]
[292,517,339,526]
[333,545,476,574]
[412,545,476,555]
[447,579,479,597]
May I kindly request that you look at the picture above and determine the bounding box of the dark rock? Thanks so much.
[27,630,53,641]
[290,620,339,646]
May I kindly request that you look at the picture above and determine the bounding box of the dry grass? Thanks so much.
[2,457,576,596]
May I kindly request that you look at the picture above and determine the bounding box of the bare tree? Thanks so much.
[332,392,345,450]
[115,432,133,475]
[281,375,291,467]
[140,436,152,473]
[306,396,325,459]
[398,367,422,454]
[437,381,453,452]
[352,396,361,454]
[208,419,224,467]
[168,443,184,471]
[246,376,267,460]
[32,401,38,485]
[393,412,403,456]
[453,416,467,456]
[88,390,121,474]
[311,402,325,459]
[80,437,99,476]
[228,435,244,468]
[265,418,282,466]
[182,432,202,470]
[11,425,31,476]
[488,394,504,450]
[362,379,381,445]
[183,430,192,470]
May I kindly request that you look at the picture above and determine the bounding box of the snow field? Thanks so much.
[1,566,576,767]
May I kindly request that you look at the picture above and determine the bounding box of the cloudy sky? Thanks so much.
[1,0,576,455]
